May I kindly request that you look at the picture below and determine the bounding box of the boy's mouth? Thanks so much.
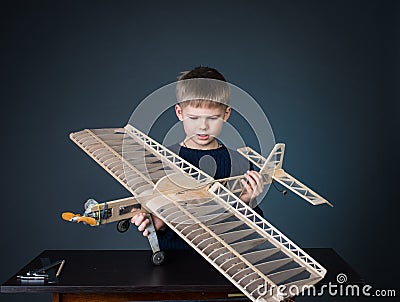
[197,134,209,140]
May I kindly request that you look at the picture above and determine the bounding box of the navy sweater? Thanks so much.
[156,143,264,250]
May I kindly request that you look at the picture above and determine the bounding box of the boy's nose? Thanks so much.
[199,118,208,130]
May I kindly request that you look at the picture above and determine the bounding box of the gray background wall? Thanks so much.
[1,1,398,301]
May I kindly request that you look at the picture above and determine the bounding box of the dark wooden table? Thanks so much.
[1,249,363,302]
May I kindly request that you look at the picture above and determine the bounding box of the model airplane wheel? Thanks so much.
[152,251,165,265]
[117,219,130,233]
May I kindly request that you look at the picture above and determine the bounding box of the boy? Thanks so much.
[132,66,264,249]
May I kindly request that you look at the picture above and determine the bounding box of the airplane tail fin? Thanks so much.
[261,143,285,172]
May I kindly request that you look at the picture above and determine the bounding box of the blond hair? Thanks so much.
[176,66,230,109]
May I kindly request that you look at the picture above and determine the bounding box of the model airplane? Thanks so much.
[62,124,332,302]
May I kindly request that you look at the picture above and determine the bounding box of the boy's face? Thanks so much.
[175,103,231,150]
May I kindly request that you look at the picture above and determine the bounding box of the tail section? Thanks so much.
[237,143,332,207]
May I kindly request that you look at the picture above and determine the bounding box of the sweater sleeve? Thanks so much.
[252,204,264,217]
[156,227,191,250]
[248,162,265,217]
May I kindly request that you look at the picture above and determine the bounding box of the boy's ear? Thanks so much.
[223,106,231,121]
[175,104,184,121]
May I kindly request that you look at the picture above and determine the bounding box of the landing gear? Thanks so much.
[146,214,165,265]
[117,213,165,264]
[152,251,165,265]
[117,219,130,233]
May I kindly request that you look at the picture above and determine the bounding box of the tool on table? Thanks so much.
[17,259,65,284]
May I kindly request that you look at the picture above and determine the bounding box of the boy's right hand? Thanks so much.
[131,212,166,237]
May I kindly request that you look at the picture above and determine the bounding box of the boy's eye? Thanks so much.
[188,117,198,120]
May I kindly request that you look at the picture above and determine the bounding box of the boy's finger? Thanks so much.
[247,172,263,199]
[143,229,149,237]
[248,170,262,184]
[248,171,264,193]
[134,213,146,226]
[246,171,258,182]
[133,215,143,226]
[138,219,149,231]
[134,217,142,226]
[241,179,252,193]
[245,172,257,190]
[130,214,138,224]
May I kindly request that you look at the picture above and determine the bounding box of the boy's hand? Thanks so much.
[131,212,166,237]
[239,170,264,204]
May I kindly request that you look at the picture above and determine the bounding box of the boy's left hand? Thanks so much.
[239,170,264,204]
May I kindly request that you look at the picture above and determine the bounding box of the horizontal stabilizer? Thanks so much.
[273,170,333,207]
